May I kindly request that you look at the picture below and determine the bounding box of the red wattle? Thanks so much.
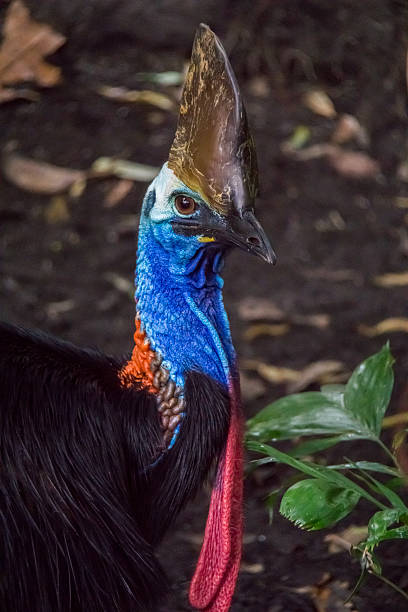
[189,382,243,611]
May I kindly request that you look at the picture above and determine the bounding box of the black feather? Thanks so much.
[0,322,230,611]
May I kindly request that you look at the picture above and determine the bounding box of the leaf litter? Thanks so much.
[242,359,348,393]
[358,318,408,336]
[2,152,85,194]
[98,85,175,111]
[302,89,337,118]
[283,142,380,179]
[0,0,66,103]
[238,296,330,330]
[2,151,159,195]
[373,271,408,287]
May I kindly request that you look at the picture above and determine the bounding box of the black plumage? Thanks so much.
[0,322,229,611]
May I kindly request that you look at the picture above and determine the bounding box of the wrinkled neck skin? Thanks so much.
[135,167,236,391]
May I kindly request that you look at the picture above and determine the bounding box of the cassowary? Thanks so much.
[0,24,275,612]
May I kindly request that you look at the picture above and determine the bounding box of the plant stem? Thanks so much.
[369,571,408,601]
[383,412,408,429]
[377,438,403,474]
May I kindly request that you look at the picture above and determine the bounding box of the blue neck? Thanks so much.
[135,219,235,390]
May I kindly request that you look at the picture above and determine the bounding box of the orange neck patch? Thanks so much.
[119,317,157,392]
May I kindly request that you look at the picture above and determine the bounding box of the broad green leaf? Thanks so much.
[247,441,386,509]
[361,509,408,551]
[280,478,360,530]
[367,509,402,545]
[378,526,408,541]
[344,344,394,436]
[320,384,346,397]
[289,435,355,458]
[246,391,369,442]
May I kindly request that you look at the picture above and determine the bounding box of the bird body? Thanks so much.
[0,322,230,611]
[0,25,275,612]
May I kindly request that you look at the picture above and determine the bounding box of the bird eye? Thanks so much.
[174,195,197,216]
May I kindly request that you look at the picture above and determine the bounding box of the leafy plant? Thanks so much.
[245,343,408,601]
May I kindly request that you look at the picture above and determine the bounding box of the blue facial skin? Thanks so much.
[135,163,236,392]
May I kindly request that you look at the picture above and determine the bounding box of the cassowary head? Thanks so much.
[140,24,276,271]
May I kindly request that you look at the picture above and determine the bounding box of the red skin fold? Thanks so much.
[189,379,243,612]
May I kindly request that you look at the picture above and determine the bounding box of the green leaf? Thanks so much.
[362,509,408,550]
[280,478,360,530]
[346,461,408,511]
[344,344,394,436]
[327,461,399,477]
[246,391,369,442]
[320,384,346,397]
[385,477,407,491]
[367,509,401,540]
[250,436,347,464]
[247,441,386,509]
[288,435,348,458]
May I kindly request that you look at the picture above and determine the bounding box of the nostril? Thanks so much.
[247,235,261,247]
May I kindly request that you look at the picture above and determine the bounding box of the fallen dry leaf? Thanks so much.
[69,178,87,199]
[326,147,380,179]
[0,0,65,100]
[358,318,408,336]
[373,271,408,287]
[237,297,330,329]
[325,526,367,554]
[244,323,290,341]
[242,360,299,385]
[287,360,347,394]
[397,160,408,182]
[240,562,264,574]
[0,86,39,103]
[297,313,330,329]
[2,152,85,194]
[238,297,285,321]
[91,157,159,182]
[104,179,134,208]
[281,142,330,160]
[283,142,380,179]
[247,76,270,98]
[98,86,175,111]
[242,359,347,392]
[293,576,355,612]
[46,299,75,320]
[135,71,183,87]
[332,114,369,147]
[104,272,133,295]
[2,151,159,195]
[395,197,408,209]
[303,89,337,118]
[315,210,346,232]
[44,196,70,224]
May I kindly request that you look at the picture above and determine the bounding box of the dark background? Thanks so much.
[1,1,408,610]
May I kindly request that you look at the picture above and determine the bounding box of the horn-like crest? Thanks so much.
[168,24,258,215]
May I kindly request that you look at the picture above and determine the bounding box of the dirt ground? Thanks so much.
[1,1,408,610]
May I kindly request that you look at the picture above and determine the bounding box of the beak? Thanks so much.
[224,210,277,264]
[174,206,276,264]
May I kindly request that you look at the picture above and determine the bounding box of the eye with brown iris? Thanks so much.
[174,195,197,215]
